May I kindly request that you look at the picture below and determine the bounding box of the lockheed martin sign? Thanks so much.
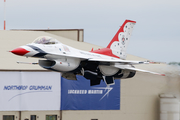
[61,75,120,110]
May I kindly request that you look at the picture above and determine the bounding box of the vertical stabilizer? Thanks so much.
[107,20,136,59]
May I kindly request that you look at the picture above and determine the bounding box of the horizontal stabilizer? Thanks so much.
[114,64,165,76]
[126,67,165,76]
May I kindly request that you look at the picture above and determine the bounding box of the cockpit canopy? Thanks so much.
[33,36,60,44]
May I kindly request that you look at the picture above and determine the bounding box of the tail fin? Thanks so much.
[107,20,136,60]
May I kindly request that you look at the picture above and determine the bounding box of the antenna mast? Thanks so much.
[4,0,6,30]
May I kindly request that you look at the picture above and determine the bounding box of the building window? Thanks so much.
[3,115,14,120]
[46,115,57,120]
[31,115,36,120]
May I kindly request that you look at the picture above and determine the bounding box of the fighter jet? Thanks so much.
[11,20,165,86]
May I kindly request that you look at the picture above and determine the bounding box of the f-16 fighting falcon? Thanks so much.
[11,20,165,86]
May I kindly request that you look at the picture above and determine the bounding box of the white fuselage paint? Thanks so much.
[20,42,121,74]
[22,43,120,62]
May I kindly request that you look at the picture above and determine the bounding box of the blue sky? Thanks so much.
[0,0,180,63]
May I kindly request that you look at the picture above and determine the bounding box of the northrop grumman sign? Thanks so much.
[0,72,60,111]
[3,85,52,90]
[0,72,120,111]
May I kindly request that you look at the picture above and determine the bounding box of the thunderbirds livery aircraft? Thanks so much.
[11,20,165,86]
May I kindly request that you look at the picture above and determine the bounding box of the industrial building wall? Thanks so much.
[0,111,61,120]
[21,111,61,120]
[1,64,180,120]
[0,71,120,120]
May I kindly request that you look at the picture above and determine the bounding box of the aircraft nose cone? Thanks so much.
[10,47,30,56]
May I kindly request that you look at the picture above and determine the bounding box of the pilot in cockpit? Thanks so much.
[33,36,60,45]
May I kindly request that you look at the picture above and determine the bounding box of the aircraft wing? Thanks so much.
[112,64,165,76]
[88,58,149,65]
[47,52,150,65]
[47,52,152,65]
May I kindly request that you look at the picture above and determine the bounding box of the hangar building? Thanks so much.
[0,29,180,120]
